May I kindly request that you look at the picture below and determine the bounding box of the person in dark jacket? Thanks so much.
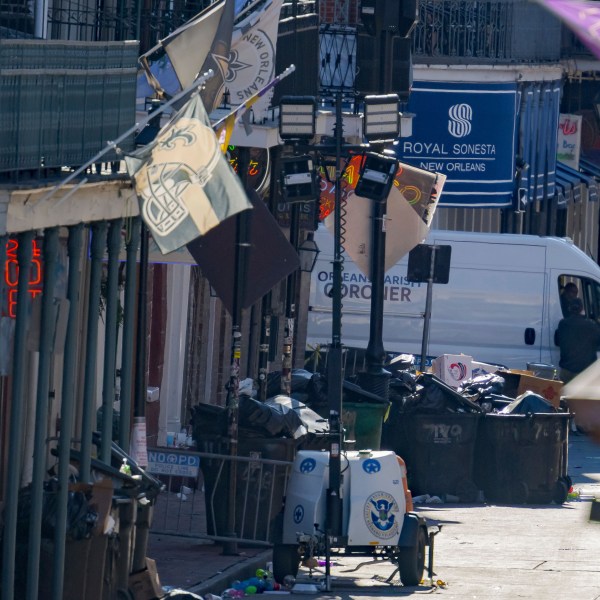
[556,298,600,383]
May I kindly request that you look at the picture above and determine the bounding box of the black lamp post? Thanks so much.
[355,95,401,399]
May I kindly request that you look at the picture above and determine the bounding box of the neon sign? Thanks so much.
[3,238,43,318]
[226,146,270,193]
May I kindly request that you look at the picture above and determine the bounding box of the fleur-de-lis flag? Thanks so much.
[125,93,252,254]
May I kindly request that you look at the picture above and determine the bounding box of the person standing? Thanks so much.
[560,282,579,316]
[556,298,600,383]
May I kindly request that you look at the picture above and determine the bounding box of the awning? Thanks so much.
[557,161,599,202]
[556,162,582,204]
[580,157,600,202]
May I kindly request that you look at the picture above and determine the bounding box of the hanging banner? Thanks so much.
[398,81,518,207]
[557,113,583,169]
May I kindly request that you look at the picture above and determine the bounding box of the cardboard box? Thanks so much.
[496,369,563,408]
[129,558,163,600]
[471,361,499,377]
[432,354,473,388]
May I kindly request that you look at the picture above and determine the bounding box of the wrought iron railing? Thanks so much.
[412,0,562,63]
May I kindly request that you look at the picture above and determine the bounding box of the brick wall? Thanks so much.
[319,0,360,25]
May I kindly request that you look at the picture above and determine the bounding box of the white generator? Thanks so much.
[273,449,437,587]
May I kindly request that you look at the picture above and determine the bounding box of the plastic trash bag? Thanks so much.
[460,373,506,398]
[266,395,329,436]
[499,391,557,414]
[239,395,307,439]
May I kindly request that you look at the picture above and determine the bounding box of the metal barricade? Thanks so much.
[149,448,293,546]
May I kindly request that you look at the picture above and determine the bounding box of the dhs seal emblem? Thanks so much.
[364,492,400,539]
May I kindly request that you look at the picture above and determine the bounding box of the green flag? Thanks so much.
[125,93,252,254]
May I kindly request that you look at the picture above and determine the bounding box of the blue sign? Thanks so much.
[398,81,518,207]
[147,449,200,477]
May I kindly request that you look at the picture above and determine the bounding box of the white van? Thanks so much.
[307,226,600,370]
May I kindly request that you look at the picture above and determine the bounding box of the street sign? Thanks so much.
[147,448,200,478]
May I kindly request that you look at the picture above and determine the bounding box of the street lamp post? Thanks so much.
[355,95,401,399]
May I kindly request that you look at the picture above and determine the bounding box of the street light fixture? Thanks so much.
[298,232,320,273]
[280,154,317,201]
[355,151,399,201]
[279,95,317,140]
[363,93,401,143]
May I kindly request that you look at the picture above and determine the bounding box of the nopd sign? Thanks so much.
[147,448,200,478]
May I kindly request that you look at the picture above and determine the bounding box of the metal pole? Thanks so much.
[119,217,141,452]
[134,223,149,419]
[281,202,300,395]
[420,246,437,372]
[223,146,251,555]
[131,222,150,468]
[257,151,280,401]
[357,187,390,400]
[257,292,272,402]
[1,229,34,600]
[326,93,345,591]
[26,227,59,600]
[80,222,107,483]
[52,223,84,600]
[101,218,123,463]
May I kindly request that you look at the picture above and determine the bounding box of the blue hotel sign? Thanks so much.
[398,81,518,207]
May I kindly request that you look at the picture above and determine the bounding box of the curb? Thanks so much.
[187,549,273,598]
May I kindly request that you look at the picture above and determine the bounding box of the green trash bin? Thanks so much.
[342,401,389,450]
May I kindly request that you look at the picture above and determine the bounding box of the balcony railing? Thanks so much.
[412,0,562,63]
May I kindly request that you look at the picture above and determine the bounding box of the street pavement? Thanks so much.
[150,432,600,599]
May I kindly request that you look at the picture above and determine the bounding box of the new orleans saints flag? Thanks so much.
[125,93,252,254]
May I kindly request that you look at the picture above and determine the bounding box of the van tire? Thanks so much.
[397,526,427,586]
[272,544,301,583]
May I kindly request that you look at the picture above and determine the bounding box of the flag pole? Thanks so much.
[212,64,296,131]
[36,68,216,205]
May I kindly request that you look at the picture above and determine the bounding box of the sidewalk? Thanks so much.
[147,430,600,598]
[146,534,271,596]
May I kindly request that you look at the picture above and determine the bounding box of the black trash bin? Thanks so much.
[381,373,483,502]
[474,412,571,504]
[389,411,482,501]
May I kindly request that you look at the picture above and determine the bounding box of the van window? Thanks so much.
[558,275,600,321]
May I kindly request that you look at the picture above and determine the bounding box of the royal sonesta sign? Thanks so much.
[399,81,518,207]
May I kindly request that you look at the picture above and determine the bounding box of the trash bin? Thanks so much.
[526,362,558,380]
[474,412,571,504]
[342,401,389,450]
[341,379,390,450]
[390,411,482,501]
